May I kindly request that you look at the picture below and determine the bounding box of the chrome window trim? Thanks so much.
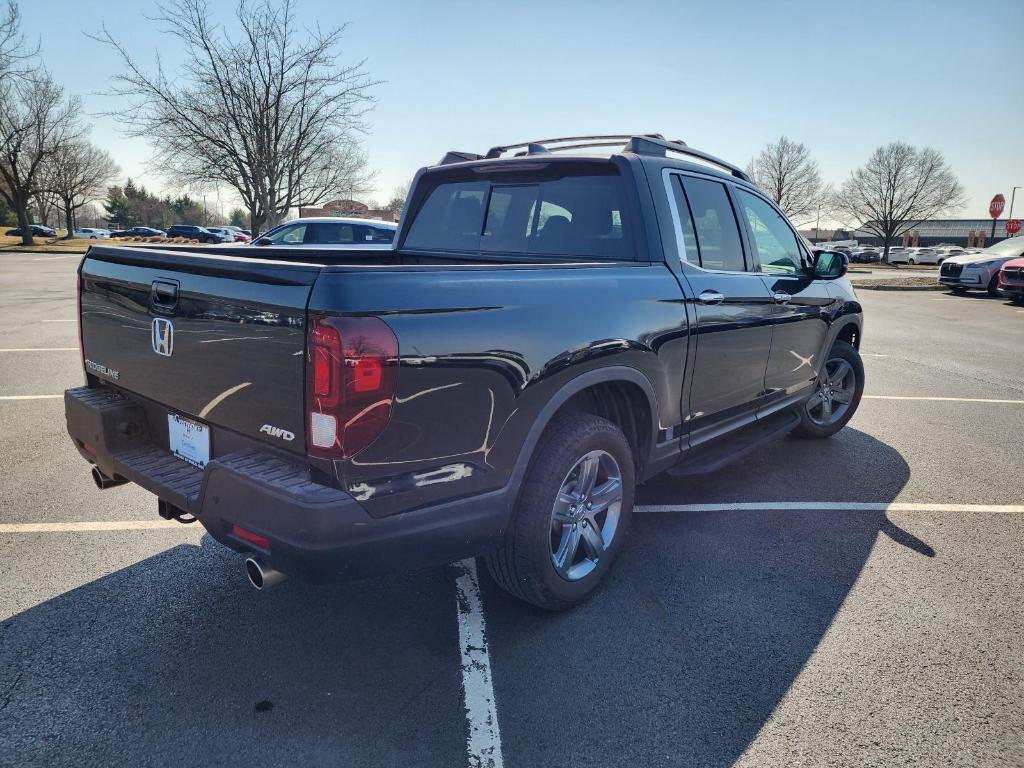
[661,167,754,276]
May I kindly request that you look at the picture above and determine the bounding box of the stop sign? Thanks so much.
[990,194,1006,218]
[1007,219,1021,235]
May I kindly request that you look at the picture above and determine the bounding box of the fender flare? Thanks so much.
[506,365,660,492]
[821,315,862,358]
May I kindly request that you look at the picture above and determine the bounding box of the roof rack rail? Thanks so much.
[482,134,665,159]
[436,133,751,182]
[625,136,750,182]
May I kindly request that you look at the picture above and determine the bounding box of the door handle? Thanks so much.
[773,291,792,304]
[698,290,725,305]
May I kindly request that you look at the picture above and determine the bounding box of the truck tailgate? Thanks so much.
[79,247,322,454]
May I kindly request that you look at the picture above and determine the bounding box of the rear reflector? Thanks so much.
[231,524,270,551]
[309,411,338,449]
[306,315,398,460]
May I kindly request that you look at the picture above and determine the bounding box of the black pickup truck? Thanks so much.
[66,134,864,609]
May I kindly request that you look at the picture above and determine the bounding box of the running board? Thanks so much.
[668,410,800,477]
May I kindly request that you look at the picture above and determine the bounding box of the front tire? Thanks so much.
[792,341,864,439]
[987,274,1000,296]
[486,413,635,610]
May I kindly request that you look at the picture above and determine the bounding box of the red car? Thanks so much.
[232,232,250,242]
[998,257,1024,302]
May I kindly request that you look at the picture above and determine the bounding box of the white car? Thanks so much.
[939,238,1024,295]
[73,228,109,240]
[252,217,397,248]
[886,246,915,264]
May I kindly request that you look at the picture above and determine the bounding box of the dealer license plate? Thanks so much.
[168,413,210,469]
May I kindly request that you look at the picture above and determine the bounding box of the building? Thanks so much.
[803,219,1019,249]
[298,199,397,222]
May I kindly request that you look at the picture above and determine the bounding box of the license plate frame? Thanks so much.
[168,413,210,469]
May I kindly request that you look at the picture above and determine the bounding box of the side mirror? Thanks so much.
[252,237,271,246]
[813,250,848,279]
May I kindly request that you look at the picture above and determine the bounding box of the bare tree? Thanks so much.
[746,136,826,226]
[0,72,83,245]
[384,181,410,218]
[0,0,36,80]
[41,140,119,238]
[94,0,378,235]
[833,142,966,262]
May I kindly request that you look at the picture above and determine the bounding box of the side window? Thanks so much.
[736,190,803,274]
[669,176,699,262]
[268,224,306,244]
[679,177,746,271]
[362,226,395,243]
[304,222,355,244]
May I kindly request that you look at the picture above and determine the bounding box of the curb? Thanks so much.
[1,248,86,255]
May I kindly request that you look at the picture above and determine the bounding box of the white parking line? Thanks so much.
[0,520,184,533]
[0,394,63,401]
[0,347,77,352]
[454,558,504,768]
[864,395,1024,404]
[42,319,76,323]
[635,502,1024,514]
[31,255,81,261]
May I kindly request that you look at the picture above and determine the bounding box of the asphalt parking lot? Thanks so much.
[1,252,1022,768]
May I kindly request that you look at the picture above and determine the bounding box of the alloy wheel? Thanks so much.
[806,357,857,426]
[549,450,623,581]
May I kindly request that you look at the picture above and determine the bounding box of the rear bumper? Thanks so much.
[65,386,511,582]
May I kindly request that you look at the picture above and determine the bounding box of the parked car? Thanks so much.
[216,225,250,242]
[165,224,226,243]
[251,217,397,248]
[5,224,56,237]
[65,133,864,610]
[939,237,1024,295]
[848,247,880,263]
[72,228,110,239]
[204,227,242,243]
[997,256,1024,302]
[110,227,167,238]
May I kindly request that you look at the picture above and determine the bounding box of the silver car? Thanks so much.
[938,238,1024,295]
[252,216,397,248]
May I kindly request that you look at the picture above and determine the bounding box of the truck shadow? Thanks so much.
[480,427,923,768]
[0,541,466,767]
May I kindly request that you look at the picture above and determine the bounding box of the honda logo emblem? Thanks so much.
[151,318,174,356]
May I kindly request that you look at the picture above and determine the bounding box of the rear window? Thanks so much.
[404,172,633,259]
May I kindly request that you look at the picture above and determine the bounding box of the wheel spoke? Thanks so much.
[832,387,854,404]
[552,491,576,524]
[820,397,833,421]
[575,454,600,498]
[828,360,851,387]
[553,526,581,575]
[588,478,622,513]
[579,519,605,559]
[807,389,824,411]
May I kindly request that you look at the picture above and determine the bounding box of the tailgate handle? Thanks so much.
[151,280,179,310]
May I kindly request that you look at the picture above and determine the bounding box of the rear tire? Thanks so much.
[486,413,635,610]
[792,341,864,440]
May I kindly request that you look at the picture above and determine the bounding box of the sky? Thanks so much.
[20,0,1024,223]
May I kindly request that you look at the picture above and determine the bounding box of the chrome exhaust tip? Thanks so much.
[244,557,286,590]
[92,466,126,490]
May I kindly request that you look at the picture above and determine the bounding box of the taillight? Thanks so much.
[306,315,398,460]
